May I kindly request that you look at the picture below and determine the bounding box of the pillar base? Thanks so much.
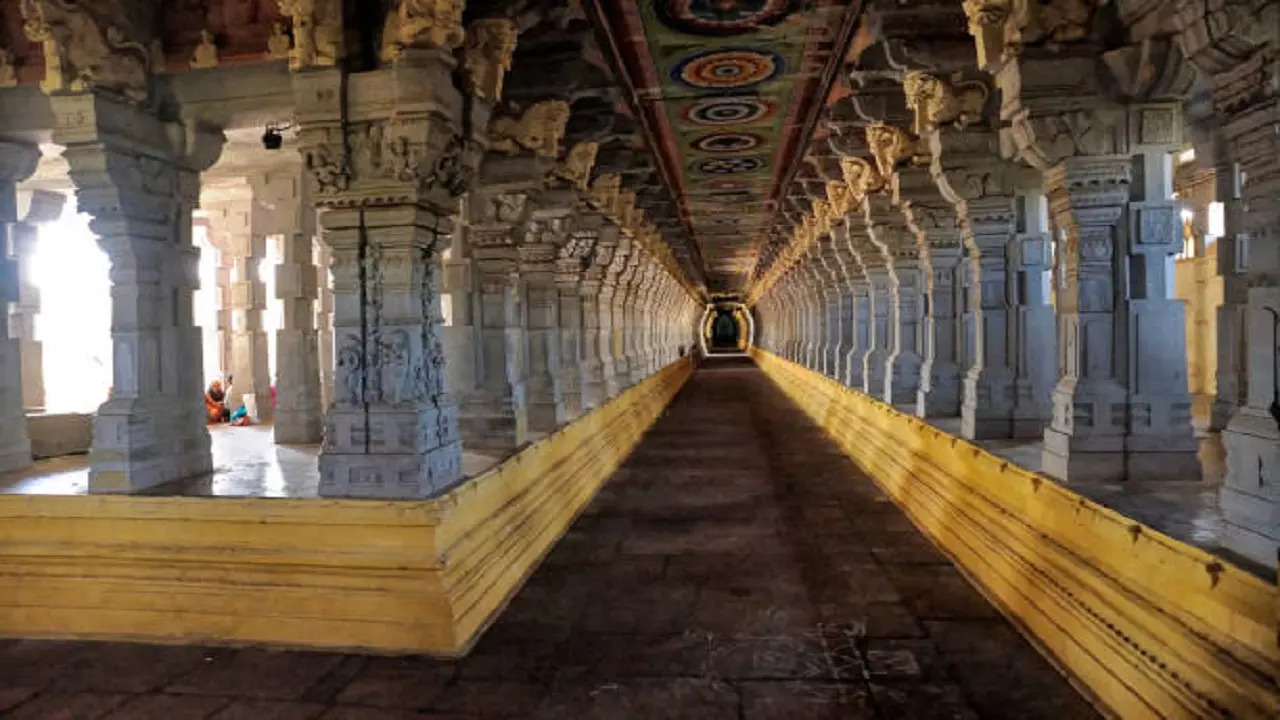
[458,390,528,453]
[863,350,890,399]
[89,398,213,493]
[843,351,864,390]
[961,368,1015,440]
[1040,428,1200,484]
[916,362,960,418]
[319,405,463,498]
[885,353,922,406]
[526,395,565,435]
[1219,408,1280,567]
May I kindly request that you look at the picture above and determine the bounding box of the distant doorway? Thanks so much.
[710,309,739,351]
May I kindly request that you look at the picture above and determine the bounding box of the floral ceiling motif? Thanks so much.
[592,0,859,293]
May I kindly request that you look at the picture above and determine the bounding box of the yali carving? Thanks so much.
[487,100,571,158]
[462,18,518,102]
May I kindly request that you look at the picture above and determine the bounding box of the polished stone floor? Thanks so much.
[0,426,504,497]
[0,358,1096,719]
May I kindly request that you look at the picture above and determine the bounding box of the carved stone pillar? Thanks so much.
[464,232,526,451]
[204,187,272,423]
[518,217,566,433]
[554,227,592,421]
[578,223,615,410]
[254,170,323,444]
[863,194,921,406]
[598,234,627,398]
[313,240,334,411]
[630,255,656,381]
[10,190,65,413]
[0,140,38,472]
[613,241,641,386]
[916,247,963,417]
[1009,192,1056,437]
[292,15,516,496]
[50,95,223,491]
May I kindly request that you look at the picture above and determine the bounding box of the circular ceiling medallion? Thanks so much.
[655,0,801,37]
[694,156,765,174]
[672,48,784,90]
[691,132,764,153]
[683,96,777,126]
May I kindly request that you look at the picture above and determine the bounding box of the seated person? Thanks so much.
[205,379,230,423]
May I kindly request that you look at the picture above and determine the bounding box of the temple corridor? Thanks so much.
[0,357,1096,719]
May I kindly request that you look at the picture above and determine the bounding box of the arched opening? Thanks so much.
[710,308,739,350]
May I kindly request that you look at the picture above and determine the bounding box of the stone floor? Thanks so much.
[0,358,1097,719]
[0,426,503,497]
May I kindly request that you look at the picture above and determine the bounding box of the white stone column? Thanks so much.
[0,140,38,472]
[578,223,615,410]
[51,95,222,492]
[258,169,323,445]
[519,217,566,434]
[864,196,922,405]
[1009,193,1056,437]
[204,187,272,422]
[554,228,592,421]
[916,247,963,417]
[9,190,65,414]
[463,238,526,451]
[598,234,626,398]
[960,203,1015,438]
[613,242,641,387]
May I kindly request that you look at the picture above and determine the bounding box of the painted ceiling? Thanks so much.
[591,0,860,295]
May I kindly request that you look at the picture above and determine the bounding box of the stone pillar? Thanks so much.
[554,228,592,421]
[1175,0,1280,564]
[519,217,566,434]
[9,190,65,414]
[862,264,892,396]
[597,235,624,398]
[292,18,518,496]
[578,223,615,410]
[256,169,323,445]
[863,194,922,406]
[314,240,334,411]
[49,95,223,491]
[916,248,963,417]
[0,140,38,472]
[464,235,526,451]
[205,187,272,422]
[613,242,640,387]
[1009,193,1056,437]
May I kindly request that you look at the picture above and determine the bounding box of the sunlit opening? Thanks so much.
[31,207,111,413]
[259,236,283,388]
[193,222,222,385]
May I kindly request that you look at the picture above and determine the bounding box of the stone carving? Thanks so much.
[841,156,884,198]
[552,141,599,191]
[492,193,527,223]
[267,22,291,59]
[902,72,988,135]
[191,30,218,69]
[487,100,571,158]
[962,0,1098,68]
[304,143,350,194]
[588,173,621,211]
[462,18,518,101]
[277,0,341,70]
[336,335,364,406]
[826,180,853,217]
[0,50,16,87]
[1100,38,1197,103]
[381,0,465,62]
[20,0,152,101]
[865,124,914,179]
[378,329,418,404]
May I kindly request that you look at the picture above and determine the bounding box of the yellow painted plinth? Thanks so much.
[752,349,1279,719]
[0,357,694,656]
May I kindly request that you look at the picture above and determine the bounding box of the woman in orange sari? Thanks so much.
[205,379,230,423]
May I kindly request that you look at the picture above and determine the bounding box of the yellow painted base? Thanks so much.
[0,357,694,656]
[751,349,1279,719]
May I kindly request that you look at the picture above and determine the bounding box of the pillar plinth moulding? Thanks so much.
[0,140,39,473]
[253,170,323,444]
[518,216,567,433]
[1175,0,1280,563]
[51,94,224,491]
[10,189,66,414]
[294,16,517,496]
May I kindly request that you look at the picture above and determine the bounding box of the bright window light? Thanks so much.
[31,210,112,413]
[1208,201,1225,237]
[1177,147,1196,164]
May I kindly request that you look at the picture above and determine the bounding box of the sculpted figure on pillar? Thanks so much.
[276,0,343,70]
[19,0,155,101]
[380,0,464,63]
[463,18,518,101]
[486,101,571,158]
